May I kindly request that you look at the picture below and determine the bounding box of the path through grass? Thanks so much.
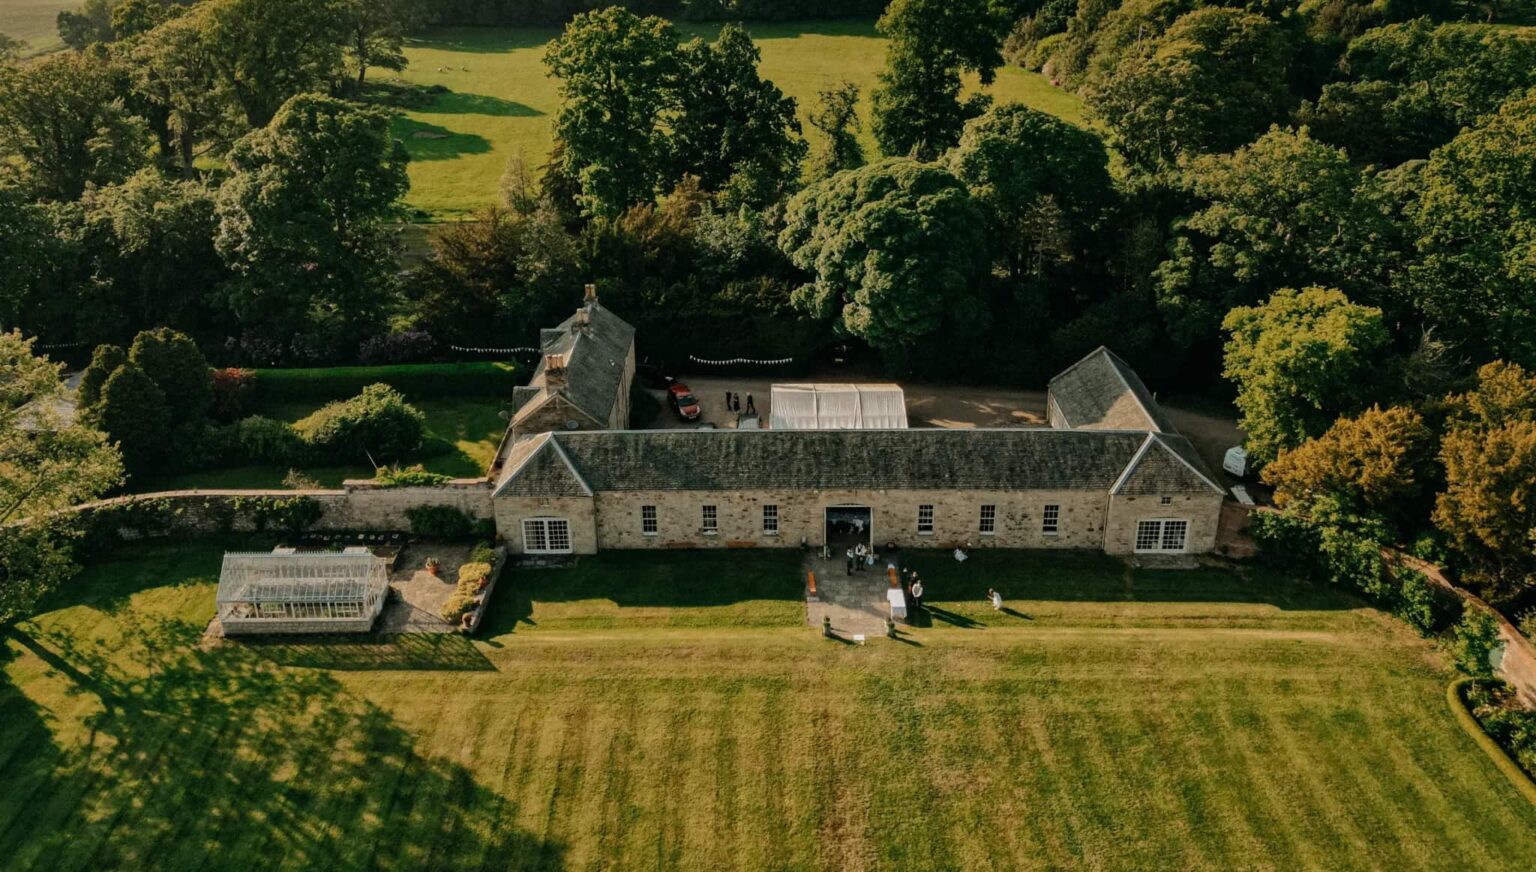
[3,545,1534,870]
[393,21,1088,219]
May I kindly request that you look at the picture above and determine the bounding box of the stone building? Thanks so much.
[487,313,1227,557]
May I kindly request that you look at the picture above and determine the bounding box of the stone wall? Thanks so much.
[493,495,598,553]
[1103,492,1225,555]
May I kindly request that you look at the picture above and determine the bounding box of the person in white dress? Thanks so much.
[987,588,1003,611]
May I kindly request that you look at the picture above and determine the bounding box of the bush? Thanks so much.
[245,362,519,402]
[129,327,212,426]
[77,343,126,414]
[439,561,494,624]
[231,495,324,532]
[405,505,476,539]
[1464,679,1536,780]
[1393,568,1440,635]
[1453,608,1503,678]
[374,464,453,487]
[469,542,497,566]
[211,367,252,422]
[359,330,437,365]
[1519,608,1536,642]
[295,383,426,462]
[97,360,169,474]
[234,416,306,465]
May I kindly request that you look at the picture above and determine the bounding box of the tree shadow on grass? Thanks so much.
[405,27,562,54]
[421,91,542,117]
[1,620,563,870]
[392,118,492,161]
[238,632,496,672]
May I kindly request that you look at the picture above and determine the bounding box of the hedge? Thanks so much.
[244,362,519,403]
[1448,679,1536,806]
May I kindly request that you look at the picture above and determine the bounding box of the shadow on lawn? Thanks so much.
[238,632,496,672]
[421,90,542,117]
[393,118,492,160]
[0,621,563,870]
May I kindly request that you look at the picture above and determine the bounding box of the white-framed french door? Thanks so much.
[522,517,573,554]
[1134,519,1189,553]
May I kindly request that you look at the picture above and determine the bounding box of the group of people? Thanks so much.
[845,542,874,575]
[900,567,926,613]
[723,391,756,416]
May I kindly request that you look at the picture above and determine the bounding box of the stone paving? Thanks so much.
[381,544,476,634]
[804,551,905,636]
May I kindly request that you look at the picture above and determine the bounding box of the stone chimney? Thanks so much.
[584,282,598,305]
[544,353,567,390]
[571,307,591,334]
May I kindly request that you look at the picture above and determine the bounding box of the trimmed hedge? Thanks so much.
[1450,679,1536,805]
[244,362,519,403]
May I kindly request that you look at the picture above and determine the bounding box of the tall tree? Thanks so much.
[0,332,123,625]
[872,0,1010,159]
[339,0,424,88]
[57,0,115,50]
[544,7,681,218]
[1155,127,1406,345]
[0,33,27,61]
[1406,90,1536,368]
[197,0,347,128]
[671,24,806,206]
[779,158,989,358]
[1264,404,1432,526]
[1083,7,1294,171]
[127,327,213,426]
[1222,286,1390,464]
[0,52,149,200]
[807,82,864,180]
[126,10,231,175]
[947,102,1114,281]
[215,94,409,342]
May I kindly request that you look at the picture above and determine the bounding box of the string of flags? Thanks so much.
[688,354,795,366]
[37,341,88,350]
[449,344,541,354]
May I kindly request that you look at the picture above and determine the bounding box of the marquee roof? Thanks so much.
[769,384,908,430]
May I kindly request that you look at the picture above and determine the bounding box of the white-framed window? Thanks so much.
[1042,504,1060,535]
[762,504,779,534]
[1135,519,1189,553]
[979,504,996,534]
[641,505,658,536]
[524,518,572,554]
[1159,496,1173,506]
[917,504,934,535]
[701,504,718,534]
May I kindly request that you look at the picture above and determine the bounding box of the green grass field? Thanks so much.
[3,545,1534,870]
[0,1,71,53]
[393,21,1089,220]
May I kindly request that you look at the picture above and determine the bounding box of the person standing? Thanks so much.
[725,390,732,411]
[911,578,924,612]
[745,393,756,415]
[732,393,741,413]
[845,547,855,576]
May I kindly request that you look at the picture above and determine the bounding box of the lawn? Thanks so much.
[0,0,71,53]
[3,544,1534,870]
[392,21,1089,220]
[136,394,510,491]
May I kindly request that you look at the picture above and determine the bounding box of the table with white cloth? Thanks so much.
[887,587,907,621]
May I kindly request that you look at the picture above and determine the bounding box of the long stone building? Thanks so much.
[488,294,1226,558]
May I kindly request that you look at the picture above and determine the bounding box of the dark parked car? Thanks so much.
[668,382,702,421]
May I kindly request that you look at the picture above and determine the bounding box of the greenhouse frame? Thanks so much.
[216,551,390,635]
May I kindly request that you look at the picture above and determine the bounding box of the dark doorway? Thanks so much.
[824,506,872,553]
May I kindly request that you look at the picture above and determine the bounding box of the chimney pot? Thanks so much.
[544,353,567,389]
[583,283,597,304]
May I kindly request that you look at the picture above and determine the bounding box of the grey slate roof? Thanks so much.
[520,303,635,427]
[495,428,1217,495]
[1113,434,1224,496]
[1049,346,1175,433]
[495,434,592,498]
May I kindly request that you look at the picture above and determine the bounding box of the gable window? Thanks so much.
[1135,519,1188,553]
[979,504,996,535]
[524,518,572,554]
[1042,504,1060,535]
[701,504,718,534]
[762,504,779,535]
[641,505,658,536]
[1159,496,1173,506]
[917,504,934,535]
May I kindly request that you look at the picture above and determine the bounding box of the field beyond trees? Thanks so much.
[0,1,72,53]
[392,21,1087,220]
[3,546,1534,870]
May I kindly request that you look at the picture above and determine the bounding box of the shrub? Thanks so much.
[1393,568,1439,635]
[231,495,323,532]
[1453,608,1503,678]
[282,469,322,490]
[77,343,126,414]
[295,383,426,462]
[234,415,305,465]
[1464,679,1536,780]
[245,362,519,402]
[359,330,436,365]
[97,360,169,474]
[440,561,494,624]
[1519,608,1536,642]
[374,464,452,487]
[405,505,476,539]
[469,542,497,566]
[1250,510,1325,580]
[129,327,212,426]
[211,367,252,421]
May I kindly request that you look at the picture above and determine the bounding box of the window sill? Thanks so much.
[701,530,718,536]
[641,532,658,538]
[978,531,996,537]
[1042,531,1060,537]
[762,531,780,537]
[916,531,934,537]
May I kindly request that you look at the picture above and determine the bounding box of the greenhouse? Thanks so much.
[216,550,390,635]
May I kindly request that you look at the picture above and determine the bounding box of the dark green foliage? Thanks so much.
[244,362,520,402]
[128,327,213,426]
[233,416,306,465]
[78,344,128,414]
[96,361,170,475]
[807,82,864,180]
[405,504,476,539]
[230,495,324,532]
[1452,608,1502,678]
[1463,679,1536,780]
[294,383,426,463]
[374,464,453,487]
[780,159,990,357]
[198,0,348,128]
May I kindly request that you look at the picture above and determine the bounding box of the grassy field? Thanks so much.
[3,545,1534,870]
[137,394,509,491]
[0,0,71,53]
[393,21,1089,220]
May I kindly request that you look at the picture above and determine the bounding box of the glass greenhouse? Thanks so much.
[216,550,390,635]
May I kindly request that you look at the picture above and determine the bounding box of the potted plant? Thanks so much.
[425,557,441,577]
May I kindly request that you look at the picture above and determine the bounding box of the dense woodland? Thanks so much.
[5,0,1536,617]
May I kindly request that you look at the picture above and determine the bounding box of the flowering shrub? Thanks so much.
[210,368,251,421]
[359,330,436,365]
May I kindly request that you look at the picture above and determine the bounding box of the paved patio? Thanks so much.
[804,551,905,636]
[379,544,477,634]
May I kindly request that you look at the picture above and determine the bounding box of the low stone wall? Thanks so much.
[66,479,494,539]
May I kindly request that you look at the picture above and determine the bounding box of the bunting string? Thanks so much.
[688,354,795,366]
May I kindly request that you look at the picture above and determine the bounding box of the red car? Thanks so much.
[668,382,702,421]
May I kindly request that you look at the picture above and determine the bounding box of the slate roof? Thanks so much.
[1048,346,1175,433]
[494,428,1220,495]
[518,303,635,427]
[1112,434,1224,496]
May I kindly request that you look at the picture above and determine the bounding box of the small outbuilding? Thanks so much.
[769,383,908,430]
[216,550,390,635]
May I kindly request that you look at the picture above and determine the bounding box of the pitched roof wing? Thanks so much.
[493,433,594,498]
[528,304,635,425]
[1048,346,1175,433]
